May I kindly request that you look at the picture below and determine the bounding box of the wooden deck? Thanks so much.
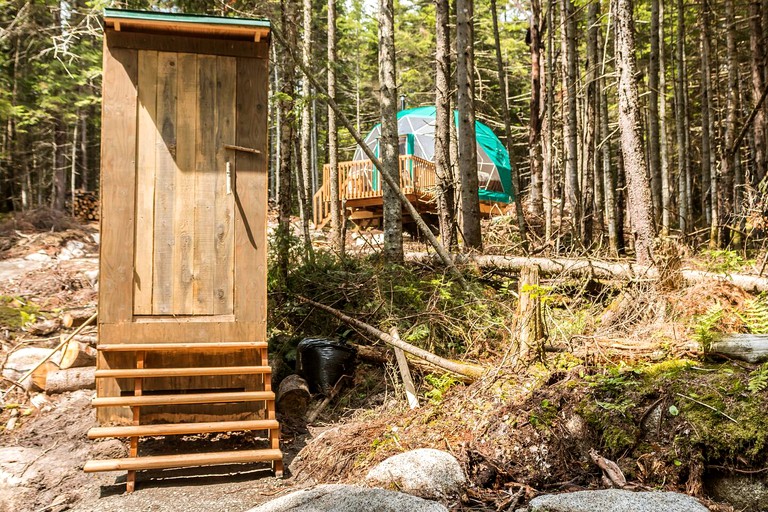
[312,155,511,228]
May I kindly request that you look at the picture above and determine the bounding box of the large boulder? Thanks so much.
[528,489,708,512]
[246,484,447,512]
[706,473,768,511]
[365,448,466,498]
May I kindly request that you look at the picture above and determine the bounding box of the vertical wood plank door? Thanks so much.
[133,50,237,318]
[99,42,267,345]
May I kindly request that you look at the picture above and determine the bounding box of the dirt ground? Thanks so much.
[0,220,318,512]
[2,387,309,512]
[0,212,431,512]
[2,212,761,512]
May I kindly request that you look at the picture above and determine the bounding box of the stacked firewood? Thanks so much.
[72,190,99,221]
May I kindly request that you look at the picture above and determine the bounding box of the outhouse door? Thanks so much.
[134,51,238,318]
[99,35,268,349]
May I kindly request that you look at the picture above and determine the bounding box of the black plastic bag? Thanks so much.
[296,337,357,395]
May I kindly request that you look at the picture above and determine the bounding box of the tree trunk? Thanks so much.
[277,0,298,279]
[616,0,656,264]
[493,0,528,248]
[53,123,67,211]
[379,0,403,261]
[674,0,690,235]
[750,0,766,183]
[561,0,580,238]
[435,0,457,249]
[299,0,314,257]
[724,0,741,246]
[517,265,545,362]
[599,23,618,254]
[700,2,713,233]
[701,0,718,247]
[648,0,662,223]
[583,1,599,246]
[328,0,342,255]
[543,0,555,240]
[79,111,88,192]
[457,0,482,250]
[658,0,671,235]
[273,43,281,202]
[527,0,544,220]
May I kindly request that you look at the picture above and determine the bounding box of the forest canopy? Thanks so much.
[1,0,767,255]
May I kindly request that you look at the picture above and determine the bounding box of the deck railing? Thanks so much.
[312,155,437,226]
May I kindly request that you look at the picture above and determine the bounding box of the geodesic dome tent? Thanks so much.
[352,106,514,203]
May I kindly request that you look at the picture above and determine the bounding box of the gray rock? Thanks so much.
[246,484,448,512]
[365,448,465,498]
[528,489,707,512]
[0,447,43,512]
[707,473,768,511]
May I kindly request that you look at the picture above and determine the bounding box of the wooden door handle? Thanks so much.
[224,144,261,155]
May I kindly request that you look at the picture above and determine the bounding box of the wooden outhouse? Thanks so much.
[84,9,282,490]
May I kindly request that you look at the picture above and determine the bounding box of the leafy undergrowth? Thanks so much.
[268,247,518,370]
[276,248,768,509]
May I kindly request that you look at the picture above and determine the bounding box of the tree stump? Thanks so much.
[276,374,311,419]
[517,265,546,362]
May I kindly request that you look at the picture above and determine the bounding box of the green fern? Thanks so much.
[739,295,768,334]
[748,363,768,393]
[693,304,724,352]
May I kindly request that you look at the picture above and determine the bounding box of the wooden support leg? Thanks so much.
[271,426,283,478]
[126,351,144,494]
[273,459,284,478]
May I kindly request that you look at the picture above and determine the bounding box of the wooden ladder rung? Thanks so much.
[88,419,279,439]
[97,342,267,352]
[95,366,271,378]
[92,391,274,408]
[84,448,283,473]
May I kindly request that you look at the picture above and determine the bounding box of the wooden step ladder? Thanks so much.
[84,342,283,492]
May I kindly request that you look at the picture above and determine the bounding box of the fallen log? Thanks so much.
[32,362,60,392]
[62,309,96,329]
[405,253,768,293]
[3,347,61,382]
[25,318,62,336]
[276,374,311,419]
[297,296,485,380]
[710,334,768,363]
[58,341,97,369]
[352,343,474,383]
[3,347,61,392]
[59,333,98,347]
[45,367,95,394]
[17,312,97,386]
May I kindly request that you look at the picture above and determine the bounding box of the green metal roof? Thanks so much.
[103,8,270,29]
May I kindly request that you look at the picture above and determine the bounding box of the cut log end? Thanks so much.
[59,340,97,369]
[276,374,311,419]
